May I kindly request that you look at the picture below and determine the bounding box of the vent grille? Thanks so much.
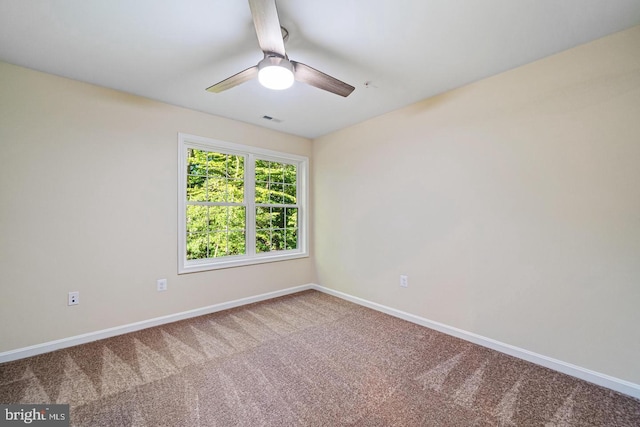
[262,115,283,123]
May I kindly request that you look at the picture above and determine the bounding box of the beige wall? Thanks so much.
[2,25,639,386]
[0,61,313,352]
[313,26,640,384]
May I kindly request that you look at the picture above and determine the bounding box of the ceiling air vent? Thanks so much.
[262,115,283,123]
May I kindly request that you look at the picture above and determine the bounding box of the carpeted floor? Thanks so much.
[1,290,639,426]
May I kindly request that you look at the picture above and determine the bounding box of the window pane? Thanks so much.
[256,207,270,230]
[206,177,226,202]
[283,184,296,204]
[269,183,284,204]
[272,229,285,251]
[187,175,206,201]
[207,152,227,177]
[186,205,207,232]
[285,229,298,250]
[229,206,245,230]
[255,181,268,204]
[228,155,244,179]
[188,149,207,176]
[255,160,269,182]
[272,207,285,229]
[228,178,244,203]
[269,161,285,183]
[208,232,227,258]
[186,232,207,260]
[228,231,246,256]
[285,208,298,229]
[284,163,296,184]
[208,206,227,232]
[256,230,270,253]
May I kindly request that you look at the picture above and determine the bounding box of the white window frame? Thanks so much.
[178,133,308,274]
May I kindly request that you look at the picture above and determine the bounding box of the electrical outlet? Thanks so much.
[157,279,167,292]
[68,291,79,305]
[400,275,408,288]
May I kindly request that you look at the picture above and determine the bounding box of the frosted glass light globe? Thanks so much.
[258,57,294,90]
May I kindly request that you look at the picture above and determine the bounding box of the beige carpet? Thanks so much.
[1,290,639,426]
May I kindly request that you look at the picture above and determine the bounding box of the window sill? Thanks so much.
[178,251,309,274]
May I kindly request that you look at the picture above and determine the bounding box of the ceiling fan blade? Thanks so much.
[206,66,258,93]
[292,61,355,97]
[248,0,286,57]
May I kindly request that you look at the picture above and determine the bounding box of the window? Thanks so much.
[178,133,308,273]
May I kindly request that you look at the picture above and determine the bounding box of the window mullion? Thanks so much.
[245,154,256,256]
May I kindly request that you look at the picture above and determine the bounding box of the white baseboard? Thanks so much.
[310,284,640,400]
[2,282,638,400]
[0,284,313,364]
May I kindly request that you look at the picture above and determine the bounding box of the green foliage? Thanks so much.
[186,149,246,259]
[255,160,296,205]
[187,149,244,203]
[186,206,246,259]
[255,207,298,253]
[255,160,298,253]
[185,150,298,260]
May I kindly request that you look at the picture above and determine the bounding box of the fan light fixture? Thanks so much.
[258,56,294,90]
[205,0,354,97]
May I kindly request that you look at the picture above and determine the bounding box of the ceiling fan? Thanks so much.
[206,0,355,97]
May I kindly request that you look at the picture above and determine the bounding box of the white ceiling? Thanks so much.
[1,1,640,139]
